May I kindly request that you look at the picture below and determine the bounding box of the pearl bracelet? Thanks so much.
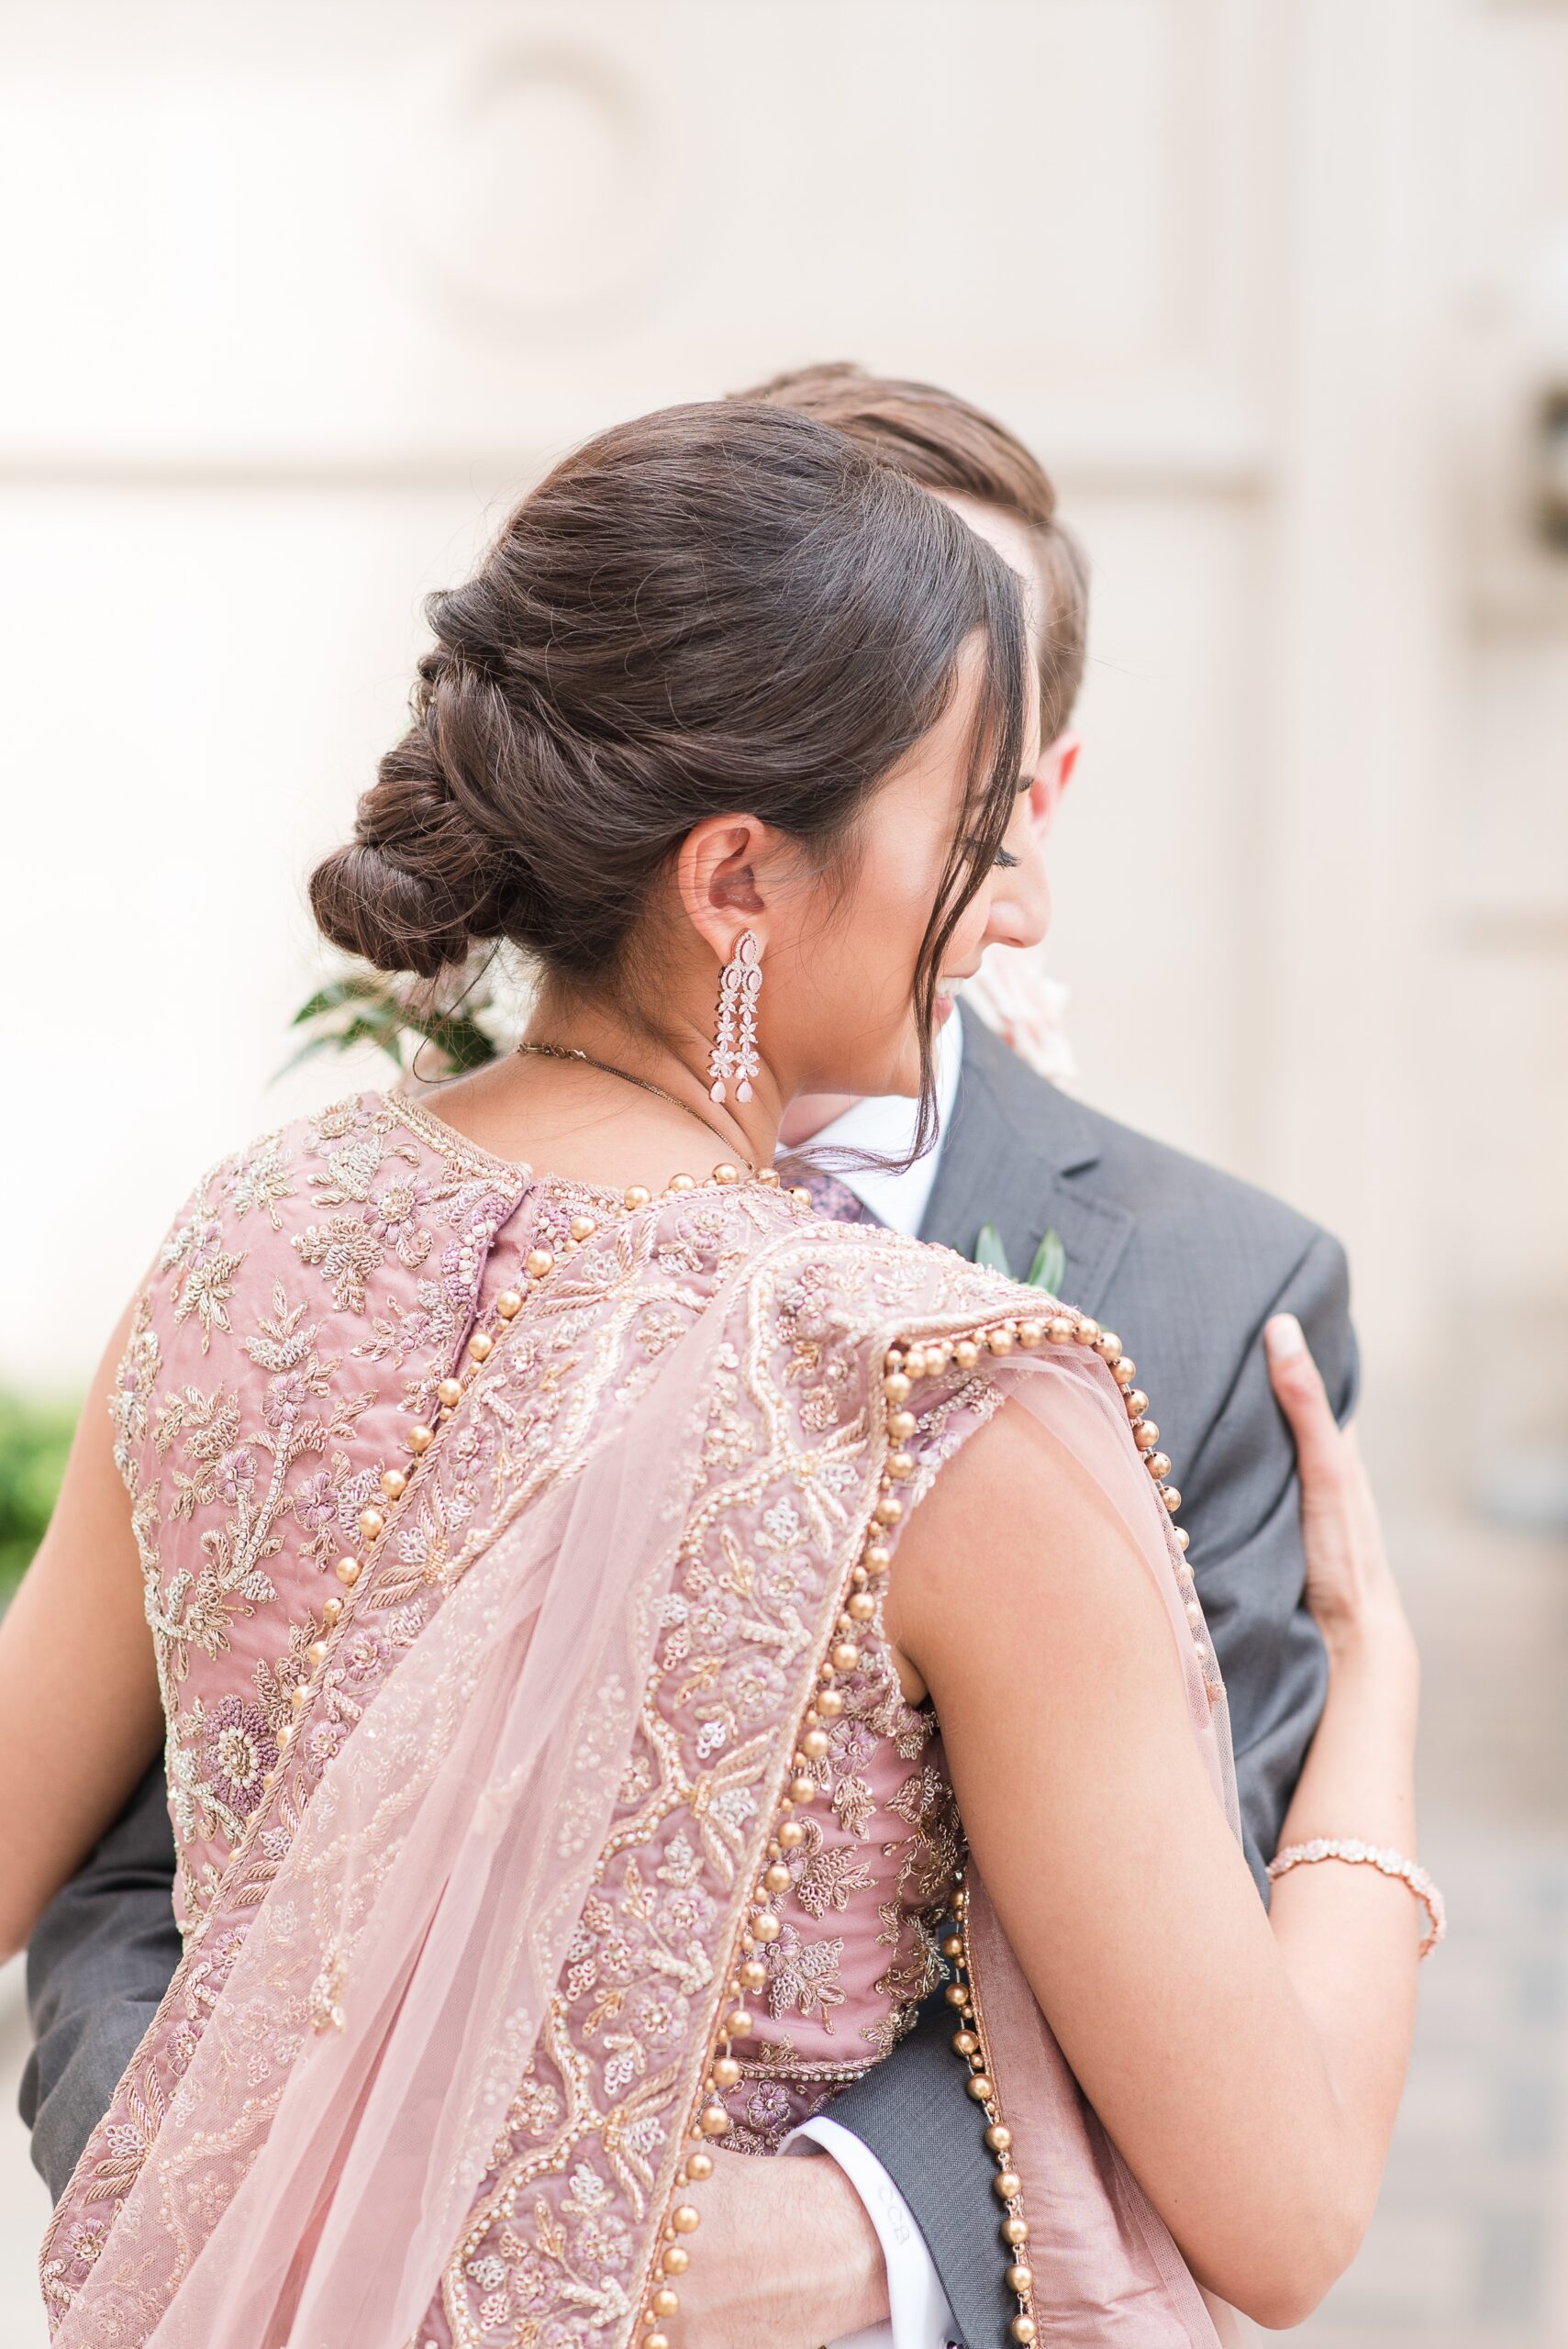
[1266,1838,1446,1959]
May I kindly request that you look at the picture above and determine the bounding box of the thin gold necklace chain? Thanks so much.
[515,1041,757,1174]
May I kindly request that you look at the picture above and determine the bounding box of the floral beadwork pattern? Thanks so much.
[107,1093,528,1930]
[45,1131,1143,2349]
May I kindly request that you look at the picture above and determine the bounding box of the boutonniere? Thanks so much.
[973,1222,1065,1295]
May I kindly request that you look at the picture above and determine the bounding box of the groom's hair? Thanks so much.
[734,362,1088,743]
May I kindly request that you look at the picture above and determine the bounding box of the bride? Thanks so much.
[1,398,1428,2349]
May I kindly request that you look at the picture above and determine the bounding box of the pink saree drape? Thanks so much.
[43,1186,1245,2349]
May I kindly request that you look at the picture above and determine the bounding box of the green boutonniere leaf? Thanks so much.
[1026,1228,1066,1296]
[973,1221,1012,1275]
[972,1220,1066,1295]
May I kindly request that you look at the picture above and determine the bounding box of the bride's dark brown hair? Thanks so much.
[310,399,1028,1152]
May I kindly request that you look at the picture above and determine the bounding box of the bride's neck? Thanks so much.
[421,989,784,1190]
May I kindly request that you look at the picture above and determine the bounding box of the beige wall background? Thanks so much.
[4,0,1566,1504]
[5,0,1566,1511]
[4,6,1568,2344]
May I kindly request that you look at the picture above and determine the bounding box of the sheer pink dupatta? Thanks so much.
[45,1207,1253,2349]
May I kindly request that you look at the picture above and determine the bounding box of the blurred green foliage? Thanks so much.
[0,1392,79,1599]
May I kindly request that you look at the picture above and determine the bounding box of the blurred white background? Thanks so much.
[3,3,1567,2342]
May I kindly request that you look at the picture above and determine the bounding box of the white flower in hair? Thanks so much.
[961,945,1076,1090]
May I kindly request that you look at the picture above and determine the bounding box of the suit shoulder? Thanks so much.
[1066,1093,1342,1278]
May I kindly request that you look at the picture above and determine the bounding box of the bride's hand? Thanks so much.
[1264,1313,1412,1656]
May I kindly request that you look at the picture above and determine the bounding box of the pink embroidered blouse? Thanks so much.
[112,1090,963,2149]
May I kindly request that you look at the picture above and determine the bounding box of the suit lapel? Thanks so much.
[917,1009,1136,1319]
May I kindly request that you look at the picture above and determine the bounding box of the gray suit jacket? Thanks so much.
[23,1011,1354,2346]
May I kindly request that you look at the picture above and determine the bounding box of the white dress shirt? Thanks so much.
[773,1012,968,2349]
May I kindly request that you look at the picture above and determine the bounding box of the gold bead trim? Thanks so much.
[944,1893,1039,2344]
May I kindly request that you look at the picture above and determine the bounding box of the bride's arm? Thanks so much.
[0,1305,164,1962]
[883,1334,1419,2332]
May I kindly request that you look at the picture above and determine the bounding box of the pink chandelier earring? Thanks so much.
[708,930,762,1104]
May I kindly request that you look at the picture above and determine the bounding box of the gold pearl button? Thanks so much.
[468,1331,494,1363]
[801,1728,829,1762]
[966,2073,994,2101]
[873,1496,903,1526]
[1125,1390,1150,1419]
[645,2332,671,2349]
[527,1247,555,1279]
[698,2104,730,2138]
[789,1774,818,1805]
[1006,2262,1034,2295]
[712,1163,740,1185]
[817,1686,845,1715]
[1133,1419,1160,1451]
[722,2009,751,2039]
[1046,1318,1074,1345]
[710,2055,741,2091]
[1002,2215,1030,2245]
[652,2285,682,2317]
[275,1723,293,1750]
[1018,1320,1042,1349]
[1146,1452,1172,1480]
[1073,1318,1100,1345]
[945,1982,970,2009]
[625,1187,652,1211]
[1174,1526,1191,1551]
[951,2029,979,2056]
[672,2204,701,2234]
[777,1820,806,1848]
[764,1860,792,1892]
[942,1932,963,1959]
[320,1597,343,1628]
[667,1173,695,1192]
[381,1468,407,1502]
[739,1959,768,1993]
[408,1423,435,1453]
[886,1451,915,1480]
[888,1409,917,1441]
[358,1507,385,1544]
[953,1340,980,1370]
[306,1641,328,1666]
[757,1165,780,1186]
[436,1378,462,1412]
[884,1373,912,1403]
[1012,2317,1039,2343]
[1095,1331,1122,1362]
[995,2168,1022,2200]
[987,1327,1015,1355]
[863,1544,891,1575]
[570,1213,597,1240]
[791,1186,813,1208]
[335,1555,361,1587]
[291,1683,308,1711]
[686,2149,716,2180]
[751,1911,782,1943]
[847,1591,875,1624]
[831,1641,860,1673]
[1112,1356,1137,1385]
[495,1290,524,1319]
[985,2121,1013,2152]
[1162,1486,1182,1513]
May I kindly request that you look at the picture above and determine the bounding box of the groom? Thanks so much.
[21,368,1356,2349]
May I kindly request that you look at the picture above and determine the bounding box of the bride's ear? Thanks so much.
[674,815,772,960]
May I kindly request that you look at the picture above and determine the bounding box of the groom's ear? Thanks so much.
[1028,729,1082,838]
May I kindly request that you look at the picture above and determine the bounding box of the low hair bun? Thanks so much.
[308,653,523,979]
